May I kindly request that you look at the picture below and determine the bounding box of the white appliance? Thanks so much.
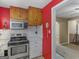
[8,33,29,59]
[10,20,28,30]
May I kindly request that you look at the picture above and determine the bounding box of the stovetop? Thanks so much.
[8,36,29,46]
[10,36,27,42]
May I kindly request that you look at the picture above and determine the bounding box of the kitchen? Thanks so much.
[0,0,53,59]
[0,4,43,59]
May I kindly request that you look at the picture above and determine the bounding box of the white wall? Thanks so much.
[68,20,77,34]
[10,25,43,59]
[68,18,79,43]
[26,25,43,58]
[0,30,10,56]
[56,53,64,59]
[56,22,60,45]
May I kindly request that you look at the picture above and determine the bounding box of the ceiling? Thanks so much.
[0,0,51,8]
[56,0,79,18]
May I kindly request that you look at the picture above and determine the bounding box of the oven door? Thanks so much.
[8,44,29,59]
[11,45,28,56]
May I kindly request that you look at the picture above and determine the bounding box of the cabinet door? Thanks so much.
[35,9,42,25]
[10,6,28,21]
[10,6,19,20]
[20,9,28,20]
[28,7,42,26]
[18,8,21,20]
[21,9,28,22]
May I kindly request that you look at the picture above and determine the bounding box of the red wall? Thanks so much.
[0,7,10,29]
[42,8,51,59]
[42,0,63,59]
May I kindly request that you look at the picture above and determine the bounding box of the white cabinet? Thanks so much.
[26,25,43,59]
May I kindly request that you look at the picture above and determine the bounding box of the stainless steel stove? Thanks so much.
[8,34,29,59]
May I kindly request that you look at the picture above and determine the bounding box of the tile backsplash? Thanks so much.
[0,30,10,40]
[0,25,43,56]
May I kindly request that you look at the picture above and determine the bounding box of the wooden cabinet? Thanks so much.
[10,6,28,21]
[28,7,42,26]
[18,7,28,20]
[10,6,18,20]
[0,7,10,29]
[10,6,42,26]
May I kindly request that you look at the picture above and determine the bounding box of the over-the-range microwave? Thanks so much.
[10,20,28,29]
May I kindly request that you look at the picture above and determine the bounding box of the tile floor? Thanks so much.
[56,53,64,59]
[33,44,79,59]
[61,44,79,59]
[63,43,79,51]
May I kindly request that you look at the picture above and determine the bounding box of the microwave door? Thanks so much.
[10,22,24,29]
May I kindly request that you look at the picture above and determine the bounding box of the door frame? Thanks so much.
[52,0,69,59]
[42,0,65,59]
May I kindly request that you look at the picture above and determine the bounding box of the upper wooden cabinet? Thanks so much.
[10,6,42,26]
[28,7,42,26]
[10,6,28,21]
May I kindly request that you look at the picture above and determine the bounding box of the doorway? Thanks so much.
[54,0,79,59]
